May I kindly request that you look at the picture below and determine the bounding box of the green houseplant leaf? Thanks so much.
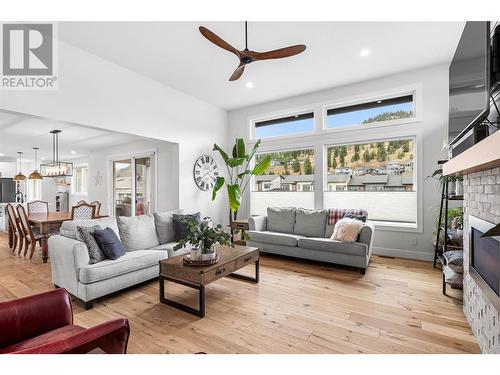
[212,143,229,163]
[232,138,246,159]
[211,176,225,201]
[252,155,272,175]
[227,184,242,212]
[226,157,246,168]
[246,139,261,161]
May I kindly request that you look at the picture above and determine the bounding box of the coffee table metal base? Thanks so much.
[159,259,259,318]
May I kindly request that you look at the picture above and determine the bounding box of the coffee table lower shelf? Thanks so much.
[159,255,259,318]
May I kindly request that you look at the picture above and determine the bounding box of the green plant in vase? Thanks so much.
[173,218,231,260]
[211,138,271,224]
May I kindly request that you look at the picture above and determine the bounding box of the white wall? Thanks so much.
[227,64,450,261]
[0,161,16,178]
[0,39,228,224]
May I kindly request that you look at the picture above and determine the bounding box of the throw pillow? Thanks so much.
[77,225,107,264]
[331,218,364,243]
[93,227,126,260]
[293,208,327,237]
[343,212,367,223]
[443,266,463,288]
[267,207,296,233]
[172,212,201,241]
[443,250,464,273]
[117,214,160,251]
[154,210,183,244]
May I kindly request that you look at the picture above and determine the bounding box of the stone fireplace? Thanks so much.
[463,167,500,353]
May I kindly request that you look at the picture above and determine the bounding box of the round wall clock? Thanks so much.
[193,155,219,191]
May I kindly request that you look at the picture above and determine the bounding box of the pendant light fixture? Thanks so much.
[13,151,27,181]
[29,147,43,180]
[40,130,74,177]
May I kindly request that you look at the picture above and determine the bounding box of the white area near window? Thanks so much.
[251,192,315,216]
[27,180,41,201]
[72,166,88,195]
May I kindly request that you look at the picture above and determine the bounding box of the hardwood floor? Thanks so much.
[0,232,480,354]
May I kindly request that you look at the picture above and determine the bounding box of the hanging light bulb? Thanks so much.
[40,130,73,177]
[29,147,43,180]
[13,152,27,181]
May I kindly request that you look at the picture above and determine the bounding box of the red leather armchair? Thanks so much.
[0,289,130,354]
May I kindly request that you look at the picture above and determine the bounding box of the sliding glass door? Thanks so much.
[112,153,155,217]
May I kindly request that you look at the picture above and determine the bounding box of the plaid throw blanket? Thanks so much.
[327,208,368,226]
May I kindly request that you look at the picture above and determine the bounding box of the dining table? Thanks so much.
[26,212,106,263]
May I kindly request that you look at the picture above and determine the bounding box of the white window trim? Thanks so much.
[71,164,89,196]
[246,84,424,233]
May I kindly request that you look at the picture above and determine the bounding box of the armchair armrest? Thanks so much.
[249,215,267,231]
[0,289,73,349]
[48,235,90,295]
[12,318,130,354]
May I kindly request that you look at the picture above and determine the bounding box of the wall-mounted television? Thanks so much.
[448,21,490,148]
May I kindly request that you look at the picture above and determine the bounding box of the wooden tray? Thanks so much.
[183,254,219,267]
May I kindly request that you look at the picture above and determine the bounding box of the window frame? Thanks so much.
[71,164,89,196]
[250,107,317,141]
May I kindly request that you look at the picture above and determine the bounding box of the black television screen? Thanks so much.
[449,21,490,146]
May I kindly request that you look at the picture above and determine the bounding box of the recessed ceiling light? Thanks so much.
[71,150,76,154]
[377,100,382,104]
[41,156,46,160]
[360,48,371,57]
[245,82,254,89]
[0,153,4,157]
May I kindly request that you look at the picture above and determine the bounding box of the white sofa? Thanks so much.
[48,213,189,309]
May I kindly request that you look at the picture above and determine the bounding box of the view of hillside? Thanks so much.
[256,149,315,176]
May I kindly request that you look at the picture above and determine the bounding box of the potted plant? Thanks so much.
[211,138,271,224]
[173,218,232,261]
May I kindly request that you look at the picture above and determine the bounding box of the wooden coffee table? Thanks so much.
[159,245,259,318]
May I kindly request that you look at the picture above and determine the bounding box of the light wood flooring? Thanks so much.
[0,233,480,354]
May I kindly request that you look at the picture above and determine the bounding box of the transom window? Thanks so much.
[326,94,414,129]
[254,112,314,139]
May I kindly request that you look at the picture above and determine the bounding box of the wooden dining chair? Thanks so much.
[90,201,101,216]
[76,200,87,205]
[71,202,96,220]
[16,205,44,259]
[5,204,23,254]
[27,200,49,214]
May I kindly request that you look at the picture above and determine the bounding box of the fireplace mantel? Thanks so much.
[443,130,500,176]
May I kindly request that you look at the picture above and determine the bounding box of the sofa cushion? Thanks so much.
[150,242,190,258]
[77,225,107,264]
[293,208,327,237]
[117,214,160,251]
[267,207,296,234]
[247,230,303,247]
[78,249,168,284]
[298,237,368,257]
[60,217,120,241]
[93,227,126,260]
[154,210,183,244]
[172,212,201,241]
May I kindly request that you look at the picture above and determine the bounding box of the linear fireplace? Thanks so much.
[469,215,500,311]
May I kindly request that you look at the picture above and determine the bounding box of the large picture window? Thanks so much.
[251,148,315,215]
[324,139,416,223]
[254,112,314,139]
[326,95,414,130]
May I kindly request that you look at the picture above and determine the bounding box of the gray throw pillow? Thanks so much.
[154,210,183,244]
[267,207,296,234]
[172,212,201,241]
[77,225,107,264]
[294,208,327,237]
[117,214,160,251]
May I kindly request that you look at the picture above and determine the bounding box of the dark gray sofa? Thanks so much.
[247,207,374,274]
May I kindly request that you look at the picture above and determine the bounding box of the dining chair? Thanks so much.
[76,200,87,205]
[16,205,44,259]
[90,201,101,216]
[5,204,23,254]
[27,200,49,214]
[71,202,96,220]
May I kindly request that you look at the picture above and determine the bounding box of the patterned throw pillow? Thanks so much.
[77,225,107,264]
[443,250,464,273]
[343,212,367,223]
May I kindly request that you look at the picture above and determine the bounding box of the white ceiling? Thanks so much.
[58,22,465,110]
[0,111,141,162]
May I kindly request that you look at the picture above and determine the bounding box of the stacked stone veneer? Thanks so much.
[463,167,500,353]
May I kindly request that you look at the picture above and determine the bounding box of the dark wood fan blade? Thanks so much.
[251,45,306,61]
[229,64,245,81]
[199,26,240,57]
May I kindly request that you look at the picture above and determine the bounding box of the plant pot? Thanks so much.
[448,181,455,194]
[455,180,463,196]
[456,229,463,237]
[201,252,216,261]
[190,248,202,261]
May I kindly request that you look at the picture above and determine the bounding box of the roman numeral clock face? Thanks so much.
[193,155,219,191]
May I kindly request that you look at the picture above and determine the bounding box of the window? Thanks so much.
[324,139,416,224]
[254,112,314,139]
[326,95,414,130]
[251,148,315,215]
[72,166,88,195]
[27,180,41,201]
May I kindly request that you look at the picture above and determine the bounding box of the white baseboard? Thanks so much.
[372,246,434,262]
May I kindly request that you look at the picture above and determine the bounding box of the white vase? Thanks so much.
[455,180,463,196]
[448,181,455,195]
[201,252,216,261]
[190,248,201,261]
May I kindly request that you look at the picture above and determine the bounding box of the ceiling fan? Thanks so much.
[199,22,306,81]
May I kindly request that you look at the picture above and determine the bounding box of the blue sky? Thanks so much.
[255,102,413,138]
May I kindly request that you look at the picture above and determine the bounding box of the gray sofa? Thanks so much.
[48,212,189,309]
[247,207,374,274]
